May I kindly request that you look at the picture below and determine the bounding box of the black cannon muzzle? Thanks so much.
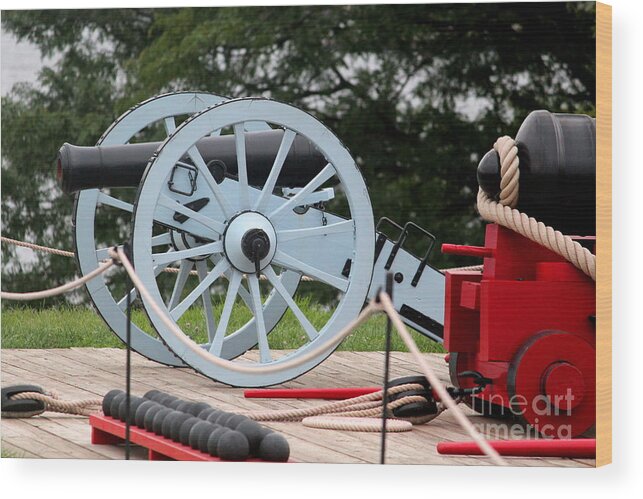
[57,130,327,194]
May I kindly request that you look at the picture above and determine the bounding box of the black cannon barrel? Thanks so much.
[57,130,328,194]
[477,110,596,235]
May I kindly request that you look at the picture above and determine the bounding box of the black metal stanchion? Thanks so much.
[124,243,132,460]
[380,272,394,465]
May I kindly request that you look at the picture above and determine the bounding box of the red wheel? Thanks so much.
[507,331,595,438]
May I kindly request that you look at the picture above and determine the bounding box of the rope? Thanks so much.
[7,390,102,417]
[0,260,115,300]
[0,236,76,258]
[476,136,596,280]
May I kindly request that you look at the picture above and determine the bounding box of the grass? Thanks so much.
[1,299,445,353]
[1,446,24,458]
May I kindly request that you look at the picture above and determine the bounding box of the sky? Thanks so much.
[1,30,54,95]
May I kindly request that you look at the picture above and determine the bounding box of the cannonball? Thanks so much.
[198,407,217,420]
[134,400,158,428]
[197,424,220,453]
[224,414,249,429]
[169,412,192,442]
[217,430,250,461]
[236,420,265,456]
[178,417,201,445]
[168,399,184,410]
[152,408,173,435]
[188,421,213,450]
[258,433,290,462]
[214,412,235,426]
[187,402,212,417]
[175,401,194,414]
[118,396,144,423]
[143,404,165,432]
[157,395,179,407]
[109,393,126,420]
[206,427,230,457]
[102,389,124,416]
[161,411,185,439]
[143,389,163,400]
[206,411,223,423]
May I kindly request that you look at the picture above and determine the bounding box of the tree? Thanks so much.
[1,3,596,304]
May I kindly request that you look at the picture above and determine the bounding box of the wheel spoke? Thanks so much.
[196,260,217,342]
[158,193,226,234]
[264,266,318,340]
[164,116,177,135]
[247,274,271,363]
[170,258,231,320]
[269,164,335,218]
[276,219,354,243]
[273,249,349,292]
[167,260,193,309]
[186,144,234,219]
[233,123,250,211]
[209,270,242,356]
[97,192,133,213]
[152,240,223,265]
[254,129,296,212]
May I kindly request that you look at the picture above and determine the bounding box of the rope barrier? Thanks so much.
[476,136,596,280]
[0,259,115,301]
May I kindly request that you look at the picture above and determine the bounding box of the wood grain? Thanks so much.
[595,1,612,468]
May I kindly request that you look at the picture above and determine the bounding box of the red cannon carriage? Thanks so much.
[443,224,596,438]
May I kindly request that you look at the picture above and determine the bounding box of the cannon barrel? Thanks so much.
[57,130,327,194]
[477,110,596,235]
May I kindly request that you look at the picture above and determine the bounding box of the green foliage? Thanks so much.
[1,3,596,302]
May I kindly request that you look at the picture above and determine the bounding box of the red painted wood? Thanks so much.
[437,439,596,458]
[443,224,596,438]
[89,414,279,462]
[244,387,380,399]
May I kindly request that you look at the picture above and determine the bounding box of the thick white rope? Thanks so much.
[0,260,115,301]
[476,136,596,280]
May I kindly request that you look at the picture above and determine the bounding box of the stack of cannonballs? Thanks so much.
[102,389,289,462]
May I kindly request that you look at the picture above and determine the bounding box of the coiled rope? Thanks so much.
[476,136,596,280]
[239,382,446,431]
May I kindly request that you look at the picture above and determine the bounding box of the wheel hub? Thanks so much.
[224,212,277,273]
[543,362,585,411]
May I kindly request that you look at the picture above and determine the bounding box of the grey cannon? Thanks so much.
[57,129,327,194]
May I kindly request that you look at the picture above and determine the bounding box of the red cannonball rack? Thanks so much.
[89,414,286,462]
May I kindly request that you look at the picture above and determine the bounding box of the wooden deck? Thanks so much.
[1,348,595,467]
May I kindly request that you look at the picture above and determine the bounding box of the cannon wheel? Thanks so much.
[74,92,301,366]
[131,97,374,386]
